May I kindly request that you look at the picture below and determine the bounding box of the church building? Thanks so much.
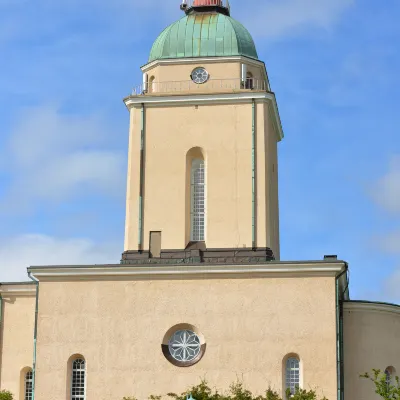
[1,1,399,400]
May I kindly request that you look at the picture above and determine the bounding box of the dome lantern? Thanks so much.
[180,0,231,17]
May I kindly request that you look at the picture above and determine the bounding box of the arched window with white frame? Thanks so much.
[24,369,33,400]
[71,358,86,400]
[285,357,300,395]
[190,158,205,241]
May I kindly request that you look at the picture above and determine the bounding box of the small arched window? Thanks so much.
[191,159,205,241]
[24,370,33,400]
[385,366,396,390]
[286,357,300,395]
[245,72,254,89]
[71,358,86,400]
[149,76,156,93]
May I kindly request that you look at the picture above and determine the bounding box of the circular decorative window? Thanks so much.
[168,330,201,362]
[162,324,206,367]
[191,67,209,84]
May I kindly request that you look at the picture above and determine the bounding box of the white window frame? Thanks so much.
[190,158,205,241]
[71,358,86,400]
[285,357,300,395]
[24,370,33,400]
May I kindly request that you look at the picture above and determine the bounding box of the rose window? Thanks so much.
[191,68,209,84]
[168,330,201,362]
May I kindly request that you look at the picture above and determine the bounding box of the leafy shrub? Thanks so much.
[361,369,400,400]
[285,388,328,400]
[123,379,328,400]
[0,390,14,400]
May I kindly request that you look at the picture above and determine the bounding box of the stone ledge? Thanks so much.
[121,247,275,265]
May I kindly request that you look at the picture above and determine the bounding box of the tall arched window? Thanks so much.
[71,358,86,400]
[385,369,391,389]
[285,357,300,395]
[24,370,33,400]
[191,159,205,241]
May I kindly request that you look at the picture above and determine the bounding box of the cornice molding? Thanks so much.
[0,284,36,296]
[344,301,400,316]
[27,262,346,282]
[124,92,284,140]
[141,56,266,72]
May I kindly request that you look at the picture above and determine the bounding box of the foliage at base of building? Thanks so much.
[361,369,400,400]
[123,379,328,400]
[0,390,14,400]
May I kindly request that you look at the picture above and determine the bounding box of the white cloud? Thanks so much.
[0,105,126,212]
[240,0,354,38]
[371,155,400,214]
[0,234,120,282]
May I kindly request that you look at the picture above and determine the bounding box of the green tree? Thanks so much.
[0,390,14,400]
[361,369,400,400]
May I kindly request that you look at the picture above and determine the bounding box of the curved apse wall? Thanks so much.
[343,301,400,400]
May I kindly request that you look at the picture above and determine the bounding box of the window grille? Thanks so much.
[191,159,205,241]
[286,357,300,395]
[71,359,86,400]
[24,370,33,400]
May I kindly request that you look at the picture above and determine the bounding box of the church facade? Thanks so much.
[1,1,399,400]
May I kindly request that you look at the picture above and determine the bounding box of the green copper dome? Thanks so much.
[149,13,258,62]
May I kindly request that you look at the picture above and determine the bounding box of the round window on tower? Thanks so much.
[161,324,206,367]
[191,67,209,84]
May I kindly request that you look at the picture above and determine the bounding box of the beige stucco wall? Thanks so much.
[0,284,36,399]
[34,273,338,400]
[124,99,280,255]
[343,301,400,400]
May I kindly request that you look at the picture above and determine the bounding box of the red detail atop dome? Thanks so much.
[192,0,222,6]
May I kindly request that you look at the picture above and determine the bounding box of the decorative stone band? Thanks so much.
[26,261,348,283]
[0,283,37,297]
[121,247,275,265]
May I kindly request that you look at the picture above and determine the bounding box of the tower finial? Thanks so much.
[180,0,188,11]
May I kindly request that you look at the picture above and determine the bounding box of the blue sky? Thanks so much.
[0,0,399,304]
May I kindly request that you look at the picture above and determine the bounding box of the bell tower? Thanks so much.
[121,0,284,265]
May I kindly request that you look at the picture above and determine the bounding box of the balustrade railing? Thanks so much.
[130,78,271,96]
